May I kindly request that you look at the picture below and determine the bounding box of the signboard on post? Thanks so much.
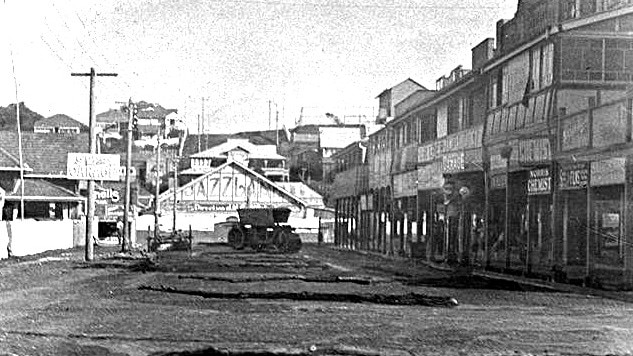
[67,153,121,181]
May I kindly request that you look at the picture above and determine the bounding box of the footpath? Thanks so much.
[326,245,633,304]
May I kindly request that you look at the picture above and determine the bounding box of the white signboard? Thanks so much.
[67,153,121,181]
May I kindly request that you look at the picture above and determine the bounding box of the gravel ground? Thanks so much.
[0,244,631,356]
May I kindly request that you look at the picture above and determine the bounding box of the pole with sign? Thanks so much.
[72,68,118,261]
[67,152,120,260]
[123,99,134,252]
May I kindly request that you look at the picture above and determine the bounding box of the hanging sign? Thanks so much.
[442,152,464,173]
[527,168,551,195]
[559,163,588,189]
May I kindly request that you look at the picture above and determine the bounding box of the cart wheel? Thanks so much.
[228,228,246,250]
[272,230,289,252]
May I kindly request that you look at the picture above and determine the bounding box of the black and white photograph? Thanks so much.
[0,0,632,355]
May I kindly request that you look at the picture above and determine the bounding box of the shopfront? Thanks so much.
[589,158,626,277]
[442,149,485,265]
[518,137,554,275]
[486,140,527,271]
[416,161,444,260]
[526,167,553,274]
[393,171,417,256]
[559,162,589,276]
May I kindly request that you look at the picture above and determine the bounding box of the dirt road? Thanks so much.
[0,244,631,356]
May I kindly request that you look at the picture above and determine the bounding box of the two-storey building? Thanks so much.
[333,0,633,288]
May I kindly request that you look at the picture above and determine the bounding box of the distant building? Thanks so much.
[180,138,289,183]
[33,114,84,134]
[375,78,429,124]
[96,101,180,143]
[288,124,366,182]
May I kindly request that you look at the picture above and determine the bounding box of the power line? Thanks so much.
[50,2,135,96]
[37,35,89,91]
[202,0,513,10]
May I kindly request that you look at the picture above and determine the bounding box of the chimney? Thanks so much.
[471,38,495,71]
[496,19,507,54]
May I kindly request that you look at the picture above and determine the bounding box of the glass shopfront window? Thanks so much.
[591,185,625,269]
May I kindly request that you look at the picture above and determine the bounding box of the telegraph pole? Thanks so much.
[72,68,117,262]
[123,98,134,252]
[172,156,178,234]
[154,130,161,242]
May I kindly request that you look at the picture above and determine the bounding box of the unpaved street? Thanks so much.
[0,244,631,356]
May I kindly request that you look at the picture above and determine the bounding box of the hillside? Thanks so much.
[0,102,44,131]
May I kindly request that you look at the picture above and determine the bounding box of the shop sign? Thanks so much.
[95,188,120,204]
[559,163,588,189]
[418,125,484,163]
[518,138,551,164]
[417,162,444,190]
[394,171,417,198]
[442,152,464,173]
[590,158,625,187]
[418,140,446,163]
[67,153,121,181]
[490,174,506,190]
[527,168,551,195]
[490,154,508,171]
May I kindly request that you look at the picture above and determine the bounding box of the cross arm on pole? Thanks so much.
[71,73,118,77]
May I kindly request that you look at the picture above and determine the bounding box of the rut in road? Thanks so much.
[177,274,383,285]
[138,284,459,307]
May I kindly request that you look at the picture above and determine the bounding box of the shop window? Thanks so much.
[592,185,624,268]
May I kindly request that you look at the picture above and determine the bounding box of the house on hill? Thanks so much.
[180,138,289,183]
[34,114,85,134]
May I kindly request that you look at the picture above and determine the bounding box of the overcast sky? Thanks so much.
[0,0,517,133]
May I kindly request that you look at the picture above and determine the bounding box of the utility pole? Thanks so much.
[172,156,178,234]
[197,114,201,152]
[275,109,279,151]
[123,98,134,252]
[154,130,161,242]
[72,67,117,262]
[268,100,271,130]
[201,97,207,150]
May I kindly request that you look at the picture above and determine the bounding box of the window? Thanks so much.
[531,46,541,91]
[501,51,529,105]
[447,99,460,135]
[562,0,579,20]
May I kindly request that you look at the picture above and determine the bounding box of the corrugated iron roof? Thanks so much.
[0,131,89,175]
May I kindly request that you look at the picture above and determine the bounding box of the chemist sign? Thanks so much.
[67,153,121,181]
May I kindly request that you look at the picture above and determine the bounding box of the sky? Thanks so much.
[0,0,517,134]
